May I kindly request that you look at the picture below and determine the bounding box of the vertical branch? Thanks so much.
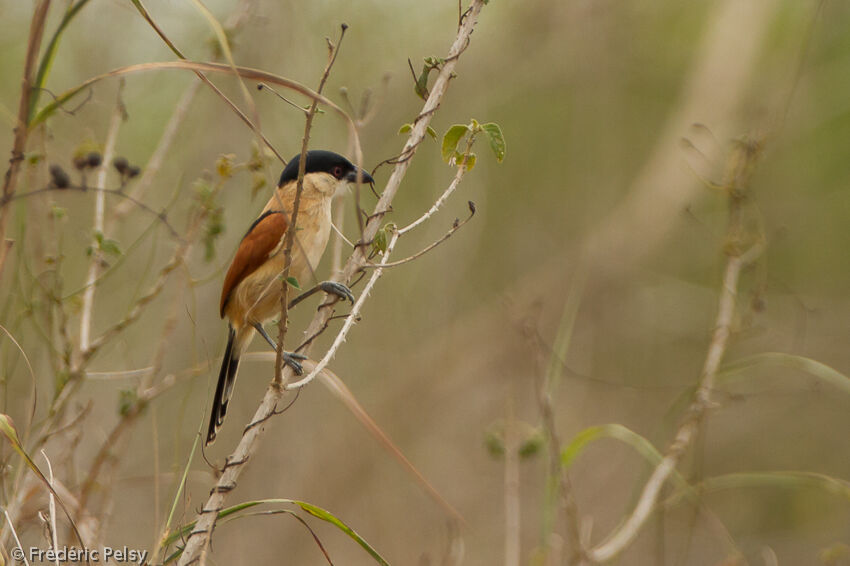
[504,395,521,566]
[0,0,51,278]
[587,140,765,563]
[79,83,125,353]
[274,25,347,384]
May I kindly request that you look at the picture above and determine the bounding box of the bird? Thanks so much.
[207,150,374,445]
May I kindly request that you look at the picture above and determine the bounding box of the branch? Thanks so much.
[79,83,125,353]
[275,24,347,385]
[174,4,485,563]
[363,201,475,269]
[289,165,472,389]
[587,242,762,563]
[113,0,258,220]
[0,184,182,239]
[0,0,51,278]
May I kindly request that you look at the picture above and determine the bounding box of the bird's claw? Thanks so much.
[283,352,304,375]
[319,281,355,304]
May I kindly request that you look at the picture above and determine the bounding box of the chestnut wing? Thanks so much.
[219,211,288,317]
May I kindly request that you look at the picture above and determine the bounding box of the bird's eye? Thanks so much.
[332,166,344,179]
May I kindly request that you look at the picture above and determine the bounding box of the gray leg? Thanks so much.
[251,322,306,375]
[289,281,355,309]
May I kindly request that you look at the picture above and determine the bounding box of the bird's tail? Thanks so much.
[207,325,240,445]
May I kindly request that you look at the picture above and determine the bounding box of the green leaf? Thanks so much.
[719,352,850,394]
[101,238,122,256]
[481,122,506,162]
[666,471,850,509]
[398,123,412,134]
[441,125,470,163]
[28,0,93,125]
[286,276,300,290]
[295,500,390,566]
[426,125,438,141]
[561,423,689,490]
[163,499,390,566]
[372,225,389,253]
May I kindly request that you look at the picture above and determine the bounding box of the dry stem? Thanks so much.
[587,242,762,563]
[79,84,124,353]
[587,138,765,562]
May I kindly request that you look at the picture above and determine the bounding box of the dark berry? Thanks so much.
[49,164,70,189]
[86,152,102,168]
[113,157,129,175]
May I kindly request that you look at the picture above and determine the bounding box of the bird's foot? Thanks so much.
[283,351,306,375]
[317,281,355,304]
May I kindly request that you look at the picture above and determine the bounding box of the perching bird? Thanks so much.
[207,150,374,445]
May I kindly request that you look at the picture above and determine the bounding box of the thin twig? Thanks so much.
[130,0,284,165]
[587,136,765,563]
[113,0,258,219]
[363,201,475,269]
[275,24,347,385]
[39,451,60,566]
[288,162,471,390]
[0,0,51,278]
[504,395,521,566]
[588,243,762,563]
[79,82,125,353]
[78,221,199,367]
[2,185,181,238]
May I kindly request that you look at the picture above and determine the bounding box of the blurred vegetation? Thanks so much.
[2,1,850,565]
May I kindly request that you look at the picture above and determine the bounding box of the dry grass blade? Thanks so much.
[0,415,91,563]
[0,323,37,441]
[29,61,360,161]
[242,353,464,524]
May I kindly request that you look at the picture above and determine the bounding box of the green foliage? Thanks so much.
[441,119,506,170]
[481,122,506,162]
[372,223,396,254]
[28,0,93,125]
[285,276,300,290]
[203,207,224,262]
[441,124,471,163]
[216,153,236,179]
[410,56,446,99]
[398,123,437,140]
[86,230,122,258]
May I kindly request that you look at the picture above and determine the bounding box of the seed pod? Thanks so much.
[127,165,141,179]
[49,164,70,189]
[86,152,102,168]
[73,155,88,170]
[113,156,129,175]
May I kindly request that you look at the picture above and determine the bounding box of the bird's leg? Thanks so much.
[251,322,306,375]
[288,281,355,309]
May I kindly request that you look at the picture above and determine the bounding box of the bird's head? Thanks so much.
[278,150,374,197]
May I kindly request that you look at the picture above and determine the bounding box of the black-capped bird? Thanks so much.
[207,150,373,445]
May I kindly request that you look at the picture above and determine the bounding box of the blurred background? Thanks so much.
[2,0,850,564]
